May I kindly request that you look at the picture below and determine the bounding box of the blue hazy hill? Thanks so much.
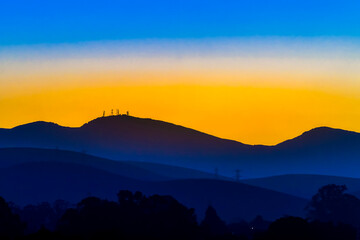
[242,174,360,199]
[0,161,306,222]
[0,148,223,181]
[0,116,360,178]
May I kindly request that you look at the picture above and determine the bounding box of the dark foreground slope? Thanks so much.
[242,174,360,199]
[0,161,306,222]
[1,116,360,177]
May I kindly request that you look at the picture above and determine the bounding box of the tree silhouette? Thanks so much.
[200,205,228,237]
[57,197,122,239]
[13,200,71,234]
[3,190,358,239]
[306,184,360,226]
[0,197,25,239]
[57,192,199,239]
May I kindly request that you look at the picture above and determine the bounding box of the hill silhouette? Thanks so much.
[0,148,224,181]
[242,174,360,199]
[1,115,360,177]
[277,127,360,150]
[0,161,306,222]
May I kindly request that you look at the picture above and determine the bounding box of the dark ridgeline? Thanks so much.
[0,115,360,178]
[0,185,358,240]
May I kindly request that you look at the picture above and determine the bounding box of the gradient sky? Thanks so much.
[1,0,360,145]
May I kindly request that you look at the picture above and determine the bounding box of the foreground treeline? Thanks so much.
[0,184,359,240]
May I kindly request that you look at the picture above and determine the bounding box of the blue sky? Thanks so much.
[1,0,359,46]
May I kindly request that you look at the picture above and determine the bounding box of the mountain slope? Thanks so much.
[0,148,225,181]
[0,148,167,181]
[139,178,307,222]
[124,161,227,180]
[242,174,360,199]
[0,162,142,205]
[1,116,360,178]
[0,161,307,222]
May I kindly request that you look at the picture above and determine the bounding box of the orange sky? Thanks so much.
[1,38,360,145]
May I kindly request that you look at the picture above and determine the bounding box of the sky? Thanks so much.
[1,0,360,145]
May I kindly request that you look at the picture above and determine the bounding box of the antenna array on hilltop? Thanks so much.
[102,109,130,117]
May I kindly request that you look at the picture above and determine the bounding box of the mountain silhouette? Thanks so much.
[0,115,360,177]
[0,161,306,222]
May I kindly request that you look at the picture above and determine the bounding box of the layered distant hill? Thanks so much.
[0,148,223,181]
[1,115,360,178]
[0,153,307,221]
[242,174,360,199]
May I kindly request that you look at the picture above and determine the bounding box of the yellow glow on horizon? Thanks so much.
[1,84,359,145]
[1,38,360,145]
